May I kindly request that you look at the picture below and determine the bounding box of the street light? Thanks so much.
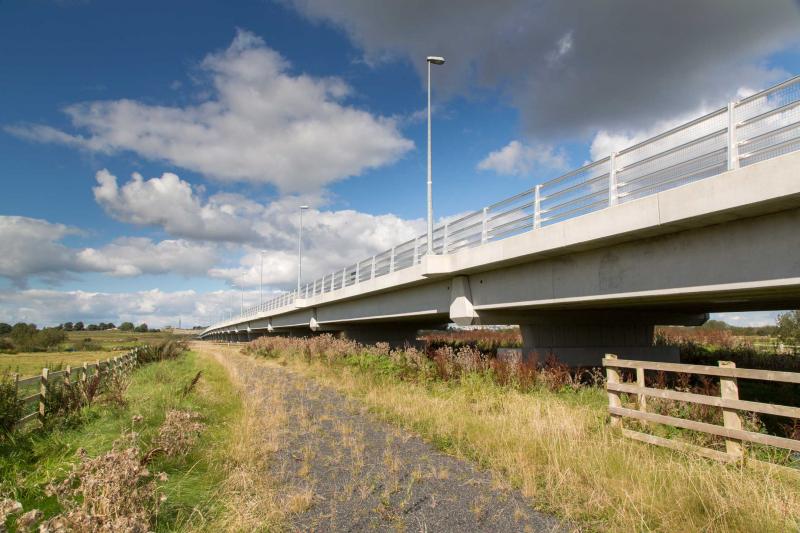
[239,274,244,316]
[297,205,309,294]
[426,55,445,254]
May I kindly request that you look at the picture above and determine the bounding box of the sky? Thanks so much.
[1,0,799,328]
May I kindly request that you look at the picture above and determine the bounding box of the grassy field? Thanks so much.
[0,348,264,531]
[244,335,800,532]
[0,330,194,376]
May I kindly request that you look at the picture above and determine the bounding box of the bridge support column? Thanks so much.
[340,324,430,349]
[516,311,706,366]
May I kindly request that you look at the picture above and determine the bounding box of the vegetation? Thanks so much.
[244,334,799,532]
[0,345,249,532]
[776,310,800,347]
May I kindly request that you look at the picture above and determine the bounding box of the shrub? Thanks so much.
[136,339,187,364]
[0,371,23,435]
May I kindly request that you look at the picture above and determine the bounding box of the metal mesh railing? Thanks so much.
[216,75,800,331]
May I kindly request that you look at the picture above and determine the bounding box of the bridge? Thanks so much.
[200,76,800,365]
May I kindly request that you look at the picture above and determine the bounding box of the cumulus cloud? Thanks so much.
[0,216,219,285]
[8,29,413,192]
[0,288,249,329]
[285,0,800,138]
[478,141,567,176]
[0,217,82,285]
[93,169,426,287]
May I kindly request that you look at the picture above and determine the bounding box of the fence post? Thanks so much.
[481,207,489,244]
[608,153,618,207]
[82,362,88,384]
[39,368,48,422]
[719,361,744,459]
[727,102,739,171]
[534,185,542,229]
[636,366,647,423]
[64,366,71,389]
[604,354,621,427]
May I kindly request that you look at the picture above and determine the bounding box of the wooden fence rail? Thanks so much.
[11,347,141,429]
[603,354,800,462]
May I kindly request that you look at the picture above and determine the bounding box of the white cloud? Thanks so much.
[285,0,800,138]
[711,311,784,328]
[478,140,567,176]
[0,216,82,285]
[76,238,218,277]
[0,288,249,329]
[92,169,426,288]
[8,29,413,192]
[0,216,219,285]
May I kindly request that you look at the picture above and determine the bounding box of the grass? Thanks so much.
[0,349,251,532]
[245,336,800,532]
[0,330,193,376]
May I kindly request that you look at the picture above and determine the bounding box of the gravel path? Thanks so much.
[204,345,565,532]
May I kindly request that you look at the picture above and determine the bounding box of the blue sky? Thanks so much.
[1,0,799,327]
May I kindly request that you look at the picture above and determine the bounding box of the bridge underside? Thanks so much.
[205,200,800,365]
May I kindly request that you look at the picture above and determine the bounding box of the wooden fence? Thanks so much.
[603,354,800,462]
[12,347,141,429]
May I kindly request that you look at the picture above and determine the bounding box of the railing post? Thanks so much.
[533,185,542,229]
[636,366,647,423]
[719,361,744,459]
[389,247,395,273]
[481,207,488,244]
[39,368,48,422]
[371,255,376,279]
[604,354,621,427]
[608,153,618,207]
[442,222,449,254]
[413,237,419,264]
[342,267,347,287]
[727,101,739,171]
[355,261,360,283]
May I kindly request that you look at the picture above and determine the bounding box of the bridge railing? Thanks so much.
[216,75,800,331]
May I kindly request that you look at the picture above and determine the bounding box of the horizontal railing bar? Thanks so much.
[739,135,800,162]
[608,382,800,419]
[738,118,800,147]
[621,428,735,462]
[540,172,609,203]
[487,188,534,211]
[617,107,727,156]
[735,75,800,105]
[542,197,608,224]
[619,154,727,196]
[602,359,800,384]
[541,157,610,188]
[616,129,727,174]
[15,411,39,427]
[488,201,535,222]
[444,210,483,228]
[16,376,39,387]
[737,98,800,129]
[488,213,532,235]
[609,406,800,452]
[542,188,607,215]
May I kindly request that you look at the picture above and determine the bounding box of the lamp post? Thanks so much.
[297,205,309,294]
[426,55,445,254]
[239,275,244,316]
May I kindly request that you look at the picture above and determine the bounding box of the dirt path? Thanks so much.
[196,343,565,532]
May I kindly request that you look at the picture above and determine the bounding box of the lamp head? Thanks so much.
[426,56,445,65]
[300,205,309,210]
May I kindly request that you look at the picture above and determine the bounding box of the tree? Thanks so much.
[73,321,84,331]
[106,322,116,330]
[134,323,149,333]
[87,324,99,331]
[776,310,800,346]
[0,323,11,335]
[63,321,73,331]
[36,327,67,349]
[119,322,134,331]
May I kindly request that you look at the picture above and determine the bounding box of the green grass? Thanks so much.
[0,330,194,376]
[0,350,241,532]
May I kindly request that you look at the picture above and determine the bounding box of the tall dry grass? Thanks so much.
[243,335,800,532]
[195,344,287,532]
